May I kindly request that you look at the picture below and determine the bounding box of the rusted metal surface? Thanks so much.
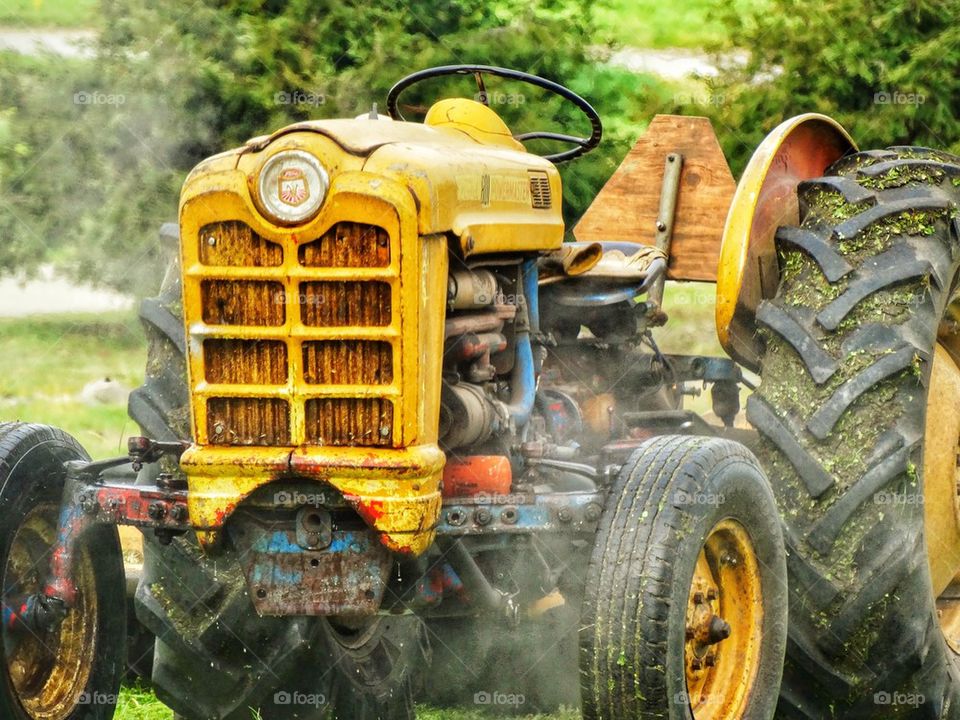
[228,512,391,616]
[304,397,393,446]
[298,221,390,267]
[302,340,393,385]
[201,279,284,325]
[204,338,287,384]
[4,507,98,720]
[207,396,291,446]
[199,220,282,266]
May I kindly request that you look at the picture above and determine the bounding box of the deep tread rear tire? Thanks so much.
[752,147,960,717]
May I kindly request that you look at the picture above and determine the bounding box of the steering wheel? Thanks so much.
[386,64,603,163]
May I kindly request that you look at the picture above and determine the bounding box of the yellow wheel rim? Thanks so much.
[925,343,960,653]
[684,519,764,719]
[3,506,98,720]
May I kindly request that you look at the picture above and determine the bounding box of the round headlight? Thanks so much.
[256,150,329,225]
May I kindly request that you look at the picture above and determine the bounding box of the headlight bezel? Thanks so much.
[255,149,329,226]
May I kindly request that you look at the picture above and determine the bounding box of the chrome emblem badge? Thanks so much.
[278,167,309,206]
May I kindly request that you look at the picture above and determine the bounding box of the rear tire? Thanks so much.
[579,434,787,719]
[750,147,960,716]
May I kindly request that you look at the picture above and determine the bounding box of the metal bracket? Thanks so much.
[648,152,684,307]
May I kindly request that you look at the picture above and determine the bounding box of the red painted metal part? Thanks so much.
[441,455,512,498]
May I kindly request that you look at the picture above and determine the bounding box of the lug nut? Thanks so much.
[693,592,704,604]
[557,507,573,523]
[705,654,716,668]
[170,505,188,522]
[691,658,703,670]
[147,502,166,521]
[474,508,493,526]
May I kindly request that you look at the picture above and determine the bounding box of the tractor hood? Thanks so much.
[185,103,564,257]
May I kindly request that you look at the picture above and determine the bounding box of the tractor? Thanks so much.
[2,64,959,720]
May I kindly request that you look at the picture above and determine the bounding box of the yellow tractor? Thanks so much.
[0,64,958,720]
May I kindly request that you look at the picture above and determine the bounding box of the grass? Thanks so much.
[593,0,763,49]
[0,0,98,27]
[0,311,146,459]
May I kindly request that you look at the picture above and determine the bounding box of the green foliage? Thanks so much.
[0,0,665,294]
[709,0,960,173]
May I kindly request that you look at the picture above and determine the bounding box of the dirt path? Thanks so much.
[0,28,94,57]
[0,266,132,317]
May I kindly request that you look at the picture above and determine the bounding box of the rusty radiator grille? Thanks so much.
[204,339,287,385]
[299,281,391,326]
[304,398,393,446]
[199,221,282,266]
[529,171,552,209]
[207,397,290,445]
[303,341,392,385]
[299,222,390,268]
[202,280,285,326]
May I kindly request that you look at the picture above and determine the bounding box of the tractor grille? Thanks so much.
[529,171,552,210]
[192,220,399,448]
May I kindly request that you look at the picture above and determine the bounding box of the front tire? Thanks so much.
[579,434,787,719]
[0,423,126,720]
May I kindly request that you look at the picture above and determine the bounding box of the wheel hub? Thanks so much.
[683,519,764,719]
[2,507,98,720]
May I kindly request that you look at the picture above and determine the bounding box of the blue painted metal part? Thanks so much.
[435,490,604,536]
[506,259,539,428]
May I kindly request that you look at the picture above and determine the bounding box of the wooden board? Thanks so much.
[574,115,735,282]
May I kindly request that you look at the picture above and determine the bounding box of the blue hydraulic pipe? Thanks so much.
[507,260,539,428]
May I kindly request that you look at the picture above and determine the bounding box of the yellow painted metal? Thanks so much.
[178,106,553,555]
[716,113,856,370]
[684,519,763,719]
[925,344,960,597]
[423,98,527,152]
[241,117,564,256]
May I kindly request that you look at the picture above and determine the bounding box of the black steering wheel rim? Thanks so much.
[386,64,603,163]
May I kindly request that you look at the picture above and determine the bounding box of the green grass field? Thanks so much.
[0,311,145,459]
[594,0,763,49]
[0,0,97,27]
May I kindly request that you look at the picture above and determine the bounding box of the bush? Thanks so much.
[709,0,960,173]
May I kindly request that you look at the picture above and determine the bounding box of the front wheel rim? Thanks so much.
[3,506,99,720]
[684,518,764,719]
